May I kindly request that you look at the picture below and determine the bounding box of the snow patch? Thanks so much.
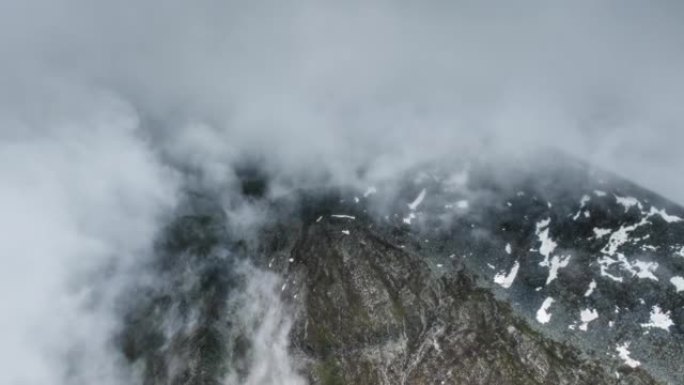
[341,230,350,235]
[631,260,658,281]
[493,261,520,289]
[592,228,611,239]
[615,195,642,212]
[616,343,641,368]
[546,255,571,285]
[505,243,512,255]
[597,254,658,282]
[670,276,684,292]
[676,246,684,258]
[456,200,469,209]
[579,308,599,331]
[594,190,607,197]
[572,195,591,220]
[536,297,555,324]
[598,256,624,282]
[535,218,557,266]
[641,305,673,331]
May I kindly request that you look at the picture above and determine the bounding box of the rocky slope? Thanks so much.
[283,217,659,385]
[117,153,683,384]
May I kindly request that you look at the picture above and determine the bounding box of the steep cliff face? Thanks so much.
[117,154,682,385]
[283,219,658,385]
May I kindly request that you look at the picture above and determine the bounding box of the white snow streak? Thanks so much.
[535,218,557,266]
[584,280,597,297]
[331,214,355,220]
[648,206,682,223]
[407,189,426,210]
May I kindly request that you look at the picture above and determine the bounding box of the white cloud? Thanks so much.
[0,85,177,384]
[2,0,684,382]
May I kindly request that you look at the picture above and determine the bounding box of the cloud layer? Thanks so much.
[3,0,684,196]
[1,1,683,383]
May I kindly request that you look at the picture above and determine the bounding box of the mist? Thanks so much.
[1,0,683,384]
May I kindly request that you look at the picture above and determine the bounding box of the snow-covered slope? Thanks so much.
[358,154,684,383]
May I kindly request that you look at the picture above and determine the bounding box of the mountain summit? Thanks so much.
[119,153,683,385]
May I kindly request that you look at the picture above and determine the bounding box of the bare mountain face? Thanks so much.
[117,153,683,384]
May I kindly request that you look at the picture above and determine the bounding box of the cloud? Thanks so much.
[1,0,684,383]
[224,262,307,385]
[0,82,178,384]
[3,1,684,196]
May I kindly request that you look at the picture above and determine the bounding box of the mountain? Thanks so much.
[117,152,683,384]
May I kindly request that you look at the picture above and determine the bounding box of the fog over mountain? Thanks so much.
[1,1,683,384]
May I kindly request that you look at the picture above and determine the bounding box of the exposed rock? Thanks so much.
[118,154,681,384]
[283,218,659,385]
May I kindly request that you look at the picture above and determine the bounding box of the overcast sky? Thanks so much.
[1,1,683,383]
[2,0,684,197]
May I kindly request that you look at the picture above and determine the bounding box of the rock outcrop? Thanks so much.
[118,154,682,384]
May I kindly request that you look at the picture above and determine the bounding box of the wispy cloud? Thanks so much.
[1,1,683,383]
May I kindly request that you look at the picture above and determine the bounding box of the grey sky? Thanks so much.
[2,0,684,198]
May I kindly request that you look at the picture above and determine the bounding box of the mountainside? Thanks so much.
[117,153,684,384]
